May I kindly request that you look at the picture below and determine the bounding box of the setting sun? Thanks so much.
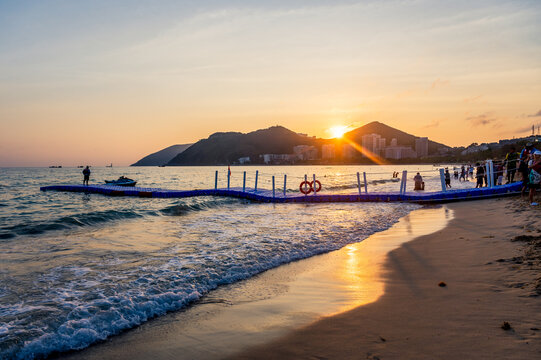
[329,126,349,139]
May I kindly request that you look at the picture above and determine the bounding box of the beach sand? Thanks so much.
[232,198,541,359]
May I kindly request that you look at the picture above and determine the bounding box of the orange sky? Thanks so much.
[1,1,540,166]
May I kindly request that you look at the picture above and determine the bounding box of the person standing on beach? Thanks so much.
[505,146,518,183]
[527,151,541,205]
[460,165,466,182]
[82,166,91,186]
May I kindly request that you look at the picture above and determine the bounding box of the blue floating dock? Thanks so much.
[40,182,523,204]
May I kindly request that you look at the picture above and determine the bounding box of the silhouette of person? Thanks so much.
[82,166,91,185]
[413,172,424,191]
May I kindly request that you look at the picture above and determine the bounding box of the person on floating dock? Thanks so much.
[475,163,485,188]
[505,146,518,184]
[445,168,451,188]
[82,166,91,186]
[413,172,424,191]
[520,143,536,195]
[528,151,541,205]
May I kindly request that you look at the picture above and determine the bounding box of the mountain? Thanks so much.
[131,144,193,166]
[167,126,318,165]
[165,122,450,166]
[344,121,448,153]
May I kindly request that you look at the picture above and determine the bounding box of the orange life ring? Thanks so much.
[299,180,312,194]
[310,180,322,193]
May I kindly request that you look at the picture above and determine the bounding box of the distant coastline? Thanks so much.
[132,122,540,167]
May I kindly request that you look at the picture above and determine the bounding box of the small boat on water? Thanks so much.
[104,176,137,187]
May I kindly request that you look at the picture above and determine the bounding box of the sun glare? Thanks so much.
[329,125,348,139]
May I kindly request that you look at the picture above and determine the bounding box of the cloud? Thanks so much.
[463,95,483,103]
[528,110,541,117]
[430,78,449,90]
[514,125,535,134]
[423,120,440,128]
[467,113,497,126]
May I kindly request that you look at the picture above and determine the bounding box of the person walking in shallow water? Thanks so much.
[82,166,91,185]
[444,168,451,188]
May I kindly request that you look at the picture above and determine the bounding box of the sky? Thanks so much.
[1,0,540,166]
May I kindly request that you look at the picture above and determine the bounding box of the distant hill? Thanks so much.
[345,121,448,154]
[167,126,318,165]
[131,144,193,166]
[164,122,450,166]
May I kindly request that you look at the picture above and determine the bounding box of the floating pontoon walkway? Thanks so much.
[40,182,523,204]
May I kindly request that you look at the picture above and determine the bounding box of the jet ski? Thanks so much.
[104,176,137,187]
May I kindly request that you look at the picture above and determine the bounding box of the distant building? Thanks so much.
[237,157,251,164]
[293,145,318,160]
[262,154,296,164]
[390,138,398,147]
[460,144,489,156]
[379,138,386,150]
[322,144,336,160]
[415,137,429,157]
[342,144,356,159]
[384,146,417,159]
[362,134,386,157]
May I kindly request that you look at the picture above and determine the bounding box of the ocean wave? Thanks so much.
[1,198,236,240]
[0,209,144,239]
[370,178,401,185]
[1,203,418,359]
[159,197,243,216]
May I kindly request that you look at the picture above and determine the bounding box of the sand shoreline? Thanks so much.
[232,198,541,359]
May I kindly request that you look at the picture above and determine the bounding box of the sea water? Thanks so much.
[0,165,474,359]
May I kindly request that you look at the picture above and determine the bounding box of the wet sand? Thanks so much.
[64,205,450,359]
[233,198,541,359]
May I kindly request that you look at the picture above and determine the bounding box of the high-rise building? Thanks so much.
[322,144,336,159]
[293,145,318,160]
[342,144,356,159]
[379,138,386,150]
[384,146,417,159]
[415,137,429,158]
[361,134,386,157]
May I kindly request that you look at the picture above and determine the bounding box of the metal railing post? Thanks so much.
[363,172,368,193]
